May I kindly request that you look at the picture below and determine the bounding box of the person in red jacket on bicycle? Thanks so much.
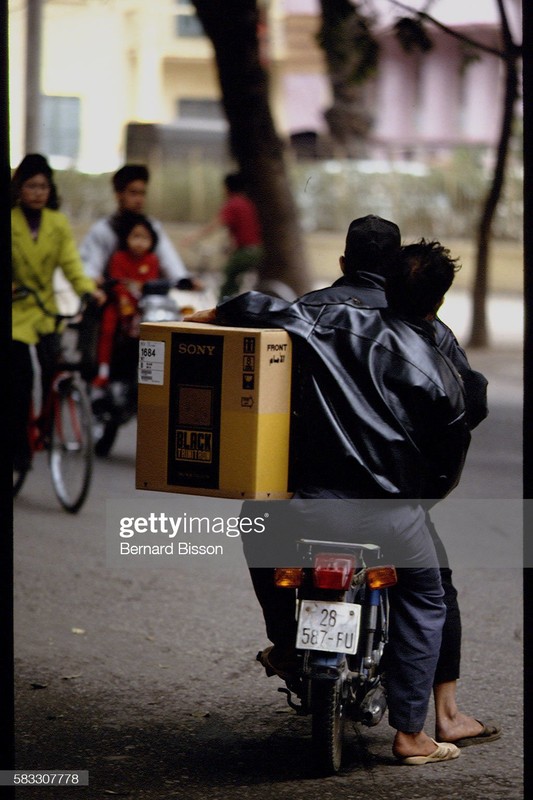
[182,172,263,300]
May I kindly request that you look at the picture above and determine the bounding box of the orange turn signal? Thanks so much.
[274,567,303,588]
[366,565,397,590]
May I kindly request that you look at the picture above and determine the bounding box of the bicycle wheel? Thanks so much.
[13,463,30,498]
[49,375,93,513]
[311,679,345,774]
[13,431,33,498]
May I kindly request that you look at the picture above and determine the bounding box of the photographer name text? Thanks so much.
[114,511,269,560]
[120,541,224,556]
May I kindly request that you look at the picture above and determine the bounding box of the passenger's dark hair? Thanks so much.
[112,164,150,192]
[114,212,158,252]
[385,239,460,318]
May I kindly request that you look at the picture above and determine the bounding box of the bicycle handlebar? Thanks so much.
[12,284,95,323]
[100,277,194,294]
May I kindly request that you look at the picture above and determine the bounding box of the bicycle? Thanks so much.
[12,286,96,513]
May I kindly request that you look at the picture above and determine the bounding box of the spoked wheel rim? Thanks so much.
[49,378,93,513]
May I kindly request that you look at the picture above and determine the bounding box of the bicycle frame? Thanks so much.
[13,286,95,513]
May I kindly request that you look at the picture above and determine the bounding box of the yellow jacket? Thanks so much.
[12,206,96,345]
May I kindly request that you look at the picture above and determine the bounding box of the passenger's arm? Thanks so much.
[435,319,488,430]
[185,291,293,327]
[215,291,293,327]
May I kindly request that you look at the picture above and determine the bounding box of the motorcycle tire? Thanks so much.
[94,419,120,458]
[311,678,345,775]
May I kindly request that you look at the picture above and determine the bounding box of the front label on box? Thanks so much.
[167,332,223,489]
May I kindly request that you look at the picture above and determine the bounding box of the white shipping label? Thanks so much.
[138,340,165,385]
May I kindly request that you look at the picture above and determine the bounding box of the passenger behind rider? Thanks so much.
[92,212,161,389]
[220,221,494,750]
[185,220,499,763]
[11,153,105,473]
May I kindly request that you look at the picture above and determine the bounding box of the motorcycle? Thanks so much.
[91,278,200,457]
[270,538,397,775]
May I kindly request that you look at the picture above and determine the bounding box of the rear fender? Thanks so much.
[304,650,345,681]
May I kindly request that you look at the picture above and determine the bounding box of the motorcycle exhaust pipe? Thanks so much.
[360,685,387,726]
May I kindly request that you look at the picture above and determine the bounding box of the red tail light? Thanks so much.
[313,553,356,590]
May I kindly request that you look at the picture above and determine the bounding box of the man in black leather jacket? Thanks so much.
[186,218,499,760]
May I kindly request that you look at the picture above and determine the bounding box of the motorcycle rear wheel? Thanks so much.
[311,679,345,774]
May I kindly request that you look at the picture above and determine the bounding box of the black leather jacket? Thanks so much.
[287,273,488,429]
[217,279,472,499]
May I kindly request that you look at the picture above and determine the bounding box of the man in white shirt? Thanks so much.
[79,164,194,286]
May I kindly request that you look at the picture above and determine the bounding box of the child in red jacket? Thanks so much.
[94,213,160,387]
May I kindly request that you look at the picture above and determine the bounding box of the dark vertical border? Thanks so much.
[523,0,532,795]
[0,0,15,796]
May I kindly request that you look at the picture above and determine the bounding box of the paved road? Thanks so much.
[13,346,523,800]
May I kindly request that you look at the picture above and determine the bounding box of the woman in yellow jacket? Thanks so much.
[12,154,104,472]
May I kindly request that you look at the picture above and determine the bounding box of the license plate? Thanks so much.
[296,600,361,654]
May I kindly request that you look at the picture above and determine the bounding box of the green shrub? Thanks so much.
[53,149,522,242]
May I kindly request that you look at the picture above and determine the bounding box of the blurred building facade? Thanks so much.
[8,0,522,172]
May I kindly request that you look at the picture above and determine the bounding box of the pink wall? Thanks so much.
[282,28,506,152]
[373,38,418,142]
[278,1,518,153]
[283,73,328,133]
[282,0,319,14]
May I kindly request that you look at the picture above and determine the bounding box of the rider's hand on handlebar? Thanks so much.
[176,276,205,292]
[82,289,107,307]
[92,288,107,306]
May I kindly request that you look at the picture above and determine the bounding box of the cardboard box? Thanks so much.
[135,321,293,499]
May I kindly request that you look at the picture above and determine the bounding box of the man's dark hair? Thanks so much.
[385,239,461,318]
[224,172,246,193]
[113,211,158,252]
[112,164,150,192]
[343,214,401,276]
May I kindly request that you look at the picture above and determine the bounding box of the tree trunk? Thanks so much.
[192,0,312,297]
[317,0,378,157]
[467,2,520,347]
[25,0,44,152]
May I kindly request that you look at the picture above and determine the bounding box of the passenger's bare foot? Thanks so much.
[436,712,484,743]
